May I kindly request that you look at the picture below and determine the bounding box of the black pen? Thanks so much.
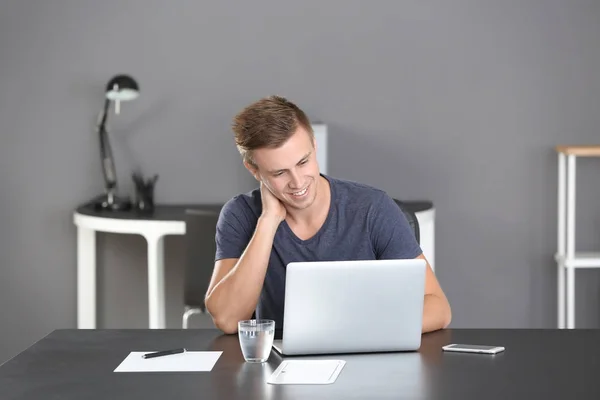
[142,348,186,359]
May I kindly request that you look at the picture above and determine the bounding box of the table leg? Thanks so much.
[146,234,166,329]
[558,263,565,329]
[557,153,566,329]
[567,267,575,329]
[77,227,96,329]
[566,154,576,329]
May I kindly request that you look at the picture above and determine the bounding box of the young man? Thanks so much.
[205,96,451,334]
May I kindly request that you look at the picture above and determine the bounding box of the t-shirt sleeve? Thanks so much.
[214,197,255,261]
[370,192,423,260]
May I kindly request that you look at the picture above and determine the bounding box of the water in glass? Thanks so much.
[238,319,275,363]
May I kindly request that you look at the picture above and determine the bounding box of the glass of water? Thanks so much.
[238,319,275,363]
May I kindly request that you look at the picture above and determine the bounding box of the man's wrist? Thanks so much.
[257,214,282,234]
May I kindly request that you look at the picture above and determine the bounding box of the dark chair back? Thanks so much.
[393,199,420,244]
[183,208,220,310]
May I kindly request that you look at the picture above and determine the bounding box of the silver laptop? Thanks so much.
[272,258,426,356]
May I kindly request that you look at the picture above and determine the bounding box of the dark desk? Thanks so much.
[75,203,224,221]
[1,329,598,399]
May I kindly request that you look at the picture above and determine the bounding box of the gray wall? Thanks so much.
[1,0,600,362]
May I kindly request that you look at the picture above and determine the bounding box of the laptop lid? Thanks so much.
[274,259,426,355]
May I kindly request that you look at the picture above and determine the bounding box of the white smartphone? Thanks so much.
[442,344,505,354]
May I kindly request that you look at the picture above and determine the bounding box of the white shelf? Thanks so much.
[555,149,600,329]
[555,252,600,268]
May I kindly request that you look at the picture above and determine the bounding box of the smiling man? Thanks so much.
[204,95,451,334]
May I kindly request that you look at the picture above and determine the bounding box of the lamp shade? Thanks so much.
[105,75,139,102]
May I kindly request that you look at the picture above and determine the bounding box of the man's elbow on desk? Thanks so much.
[204,299,239,334]
[440,302,452,329]
[206,309,239,335]
[421,294,452,333]
[214,319,239,335]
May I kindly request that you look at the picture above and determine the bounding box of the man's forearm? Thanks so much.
[422,294,452,333]
[205,216,280,333]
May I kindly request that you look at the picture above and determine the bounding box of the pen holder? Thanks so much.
[132,172,158,214]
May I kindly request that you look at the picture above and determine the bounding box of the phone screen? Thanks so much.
[447,344,497,350]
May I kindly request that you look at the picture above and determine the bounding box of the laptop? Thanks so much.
[272,258,426,356]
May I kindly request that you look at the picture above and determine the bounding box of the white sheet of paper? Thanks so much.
[114,351,222,372]
[267,360,346,385]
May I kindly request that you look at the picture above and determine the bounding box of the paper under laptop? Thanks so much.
[267,360,346,385]
[114,351,222,372]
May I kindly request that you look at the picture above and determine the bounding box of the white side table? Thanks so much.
[73,204,203,329]
[555,145,600,329]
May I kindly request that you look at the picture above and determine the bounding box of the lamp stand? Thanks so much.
[89,97,132,212]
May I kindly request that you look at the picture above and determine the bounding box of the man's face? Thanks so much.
[247,126,321,211]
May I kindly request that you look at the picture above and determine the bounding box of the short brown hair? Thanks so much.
[232,95,313,166]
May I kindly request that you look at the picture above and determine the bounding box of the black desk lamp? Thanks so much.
[91,74,139,211]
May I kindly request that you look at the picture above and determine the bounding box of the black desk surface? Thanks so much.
[75,201,433,221]
[1,329,598,399]
[75,203,224,221]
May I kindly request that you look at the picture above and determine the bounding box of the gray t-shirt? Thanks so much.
[214,174,422,330]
